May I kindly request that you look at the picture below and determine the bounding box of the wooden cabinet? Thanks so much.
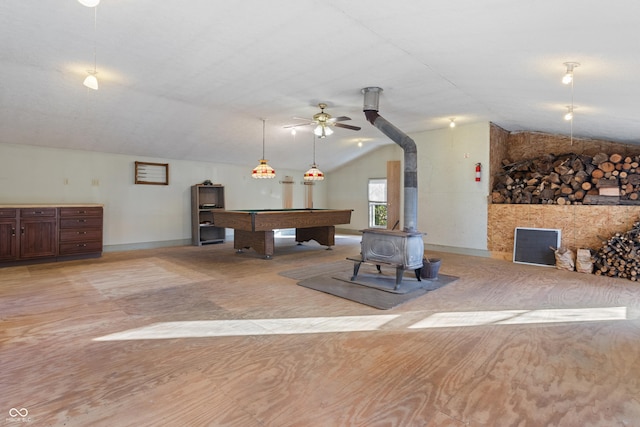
[0,209,18,261]
[59,207,103,257]
[191,184,225,245]
[19,208,58,259]
[0,204,103,266]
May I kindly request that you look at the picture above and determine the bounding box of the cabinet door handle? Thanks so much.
[33,211,43,215]
[77,243,87,247]
[77,210,86,214]
[11,228,15,236]
[20,227,24,235]
[78,231,87,235]
[78,219,87,223]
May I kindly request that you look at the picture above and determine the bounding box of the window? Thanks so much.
[368,178,387,228]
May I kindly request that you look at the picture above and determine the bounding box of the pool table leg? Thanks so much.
[233,230,274,259]
[295,226,335,248]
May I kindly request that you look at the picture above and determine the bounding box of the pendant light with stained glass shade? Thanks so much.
[252,119,276,179]
[304,135,324,181]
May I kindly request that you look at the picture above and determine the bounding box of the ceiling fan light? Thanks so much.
[83,72,99,90]
[313,125,323,136]
[324,126,333,136]
[562,72,573,85]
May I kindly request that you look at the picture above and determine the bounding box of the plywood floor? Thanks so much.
[2,235,640,426]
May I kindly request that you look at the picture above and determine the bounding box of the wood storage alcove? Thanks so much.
[487,124,640,260]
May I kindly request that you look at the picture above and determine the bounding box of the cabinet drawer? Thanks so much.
[60,229,103,242]
[0,209,17,218]
[59,207,103,218]
[59,241,103,255]
[60,218,103,229]
[20,208,57,218]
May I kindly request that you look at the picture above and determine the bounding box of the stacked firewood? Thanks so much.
[492,152,640,205]
[593,221,640,280]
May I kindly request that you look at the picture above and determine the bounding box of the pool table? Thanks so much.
[211,209,352,259]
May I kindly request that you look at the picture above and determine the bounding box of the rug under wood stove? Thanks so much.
[295,265,458,310]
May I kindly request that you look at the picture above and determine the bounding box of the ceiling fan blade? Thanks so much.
[334,123,361,131]
[330,116,351,122]
[283,120,315,128]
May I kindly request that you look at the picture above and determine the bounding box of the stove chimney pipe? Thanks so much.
[362,87,418,233]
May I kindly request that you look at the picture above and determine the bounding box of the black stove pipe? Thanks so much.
[362,87,418,233]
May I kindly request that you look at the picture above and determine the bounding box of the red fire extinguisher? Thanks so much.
[475,163,481,182]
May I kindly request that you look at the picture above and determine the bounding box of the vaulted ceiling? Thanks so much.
[2,1,639,172]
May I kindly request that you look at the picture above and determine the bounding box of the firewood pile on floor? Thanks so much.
[492,152,640,205]
[593,221,640,281]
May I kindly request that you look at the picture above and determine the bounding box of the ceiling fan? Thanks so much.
[285,103,361,138]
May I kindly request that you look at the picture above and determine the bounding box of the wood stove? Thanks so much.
[349,87,426,289]
[360,228,424,271]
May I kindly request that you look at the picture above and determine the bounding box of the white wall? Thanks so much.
[327,122,490,254]
[414,122,490,252]
[326,144,402,231]
[0,120,489,253]
[0,143,326,249]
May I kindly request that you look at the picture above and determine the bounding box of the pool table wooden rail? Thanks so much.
[211,209,352,258]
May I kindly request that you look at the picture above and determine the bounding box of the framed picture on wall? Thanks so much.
[135,161,169,185]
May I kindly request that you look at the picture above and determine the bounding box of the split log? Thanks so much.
[599,161,616,173]
[592,152,609,165]
[592,169,605,180]
[610,153,623,163]
[492,152,640,205]
[573,170,589,184]
[560,184,574,195]
[596,178,619,188]
[593,221,640,280]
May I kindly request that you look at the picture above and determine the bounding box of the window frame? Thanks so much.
[368,178,388,228]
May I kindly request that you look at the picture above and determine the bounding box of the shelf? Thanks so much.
[192,184,225,246]
[200,240,224,245]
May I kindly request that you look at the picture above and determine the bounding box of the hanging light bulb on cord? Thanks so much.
[83,71,99,90]
[562,62,580,85]
[82,5,99,90]
[564,106,574,121]
[78,0,100,7]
